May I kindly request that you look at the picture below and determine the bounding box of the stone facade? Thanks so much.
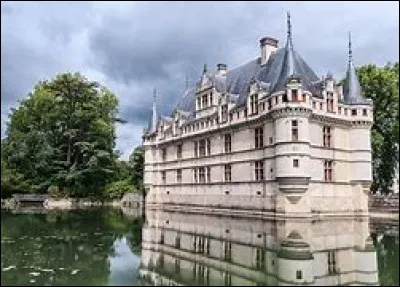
[142,16,373,218]
[139,209,378,286]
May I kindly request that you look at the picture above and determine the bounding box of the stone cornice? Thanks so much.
[270,106,312,119]
[145,108,372,147]
[311,113,351,126]
[145,144,371,167]
[148,178,370,187]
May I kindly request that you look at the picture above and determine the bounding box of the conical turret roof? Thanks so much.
[343,33,368,105]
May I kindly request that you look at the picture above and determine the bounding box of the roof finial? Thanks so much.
[203,63,207,74]
[348,31,352,64]
[151,88,158,132]
[185,74,189,89]
[287,12,292,47]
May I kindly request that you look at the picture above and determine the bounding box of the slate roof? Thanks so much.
[146,20,368,134]
[343,57,368,105]
[175,38,320,113]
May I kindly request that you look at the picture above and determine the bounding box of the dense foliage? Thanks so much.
[1,73,144,199]
[357,62,399,194]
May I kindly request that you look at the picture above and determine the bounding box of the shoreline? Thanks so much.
[1,198,398,221]
[1,197,121,210]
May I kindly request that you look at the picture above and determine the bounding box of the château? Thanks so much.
[142,14,373,218]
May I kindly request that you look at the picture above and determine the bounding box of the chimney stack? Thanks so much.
[217,63,227,76]
[260,36,278,65]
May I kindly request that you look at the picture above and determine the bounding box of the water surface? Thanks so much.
[1,208,398,286]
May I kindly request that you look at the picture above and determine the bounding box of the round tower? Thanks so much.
[276,231,314,285]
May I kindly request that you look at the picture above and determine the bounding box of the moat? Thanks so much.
[1,208,398,286]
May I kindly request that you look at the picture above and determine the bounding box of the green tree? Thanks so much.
[2,72,119,197]
[1,143,31,198]
[357,62,399,194]
[128,146,144,194]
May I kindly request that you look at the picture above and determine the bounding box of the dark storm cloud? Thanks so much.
[1,1,398,158]
[87,2,267,126]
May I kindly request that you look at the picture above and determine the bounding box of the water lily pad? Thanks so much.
[2,265,16,271]
[40,268,54,272]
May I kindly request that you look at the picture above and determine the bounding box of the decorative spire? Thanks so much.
[185,74,189,90]
[343,33,367,105]
[203,63,207,74]
[151,88,158,132]
[287,12,293,47]
[285,12,295,76]
[348,31,352,64]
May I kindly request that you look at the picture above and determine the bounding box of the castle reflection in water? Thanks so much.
[139,209,378,286]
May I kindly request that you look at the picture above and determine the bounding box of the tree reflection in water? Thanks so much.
[1,208,143,286]
[371,232,399,286]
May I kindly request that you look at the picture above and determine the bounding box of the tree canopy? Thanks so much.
[1,72,143,199]
[357,62,399,194]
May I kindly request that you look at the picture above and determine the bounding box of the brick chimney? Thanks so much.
[260,36,278,65]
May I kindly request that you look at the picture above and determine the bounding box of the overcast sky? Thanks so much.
[1,1,399,159]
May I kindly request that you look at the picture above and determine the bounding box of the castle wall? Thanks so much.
[143,70,373,219]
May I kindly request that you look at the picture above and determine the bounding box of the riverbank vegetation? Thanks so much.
[1,73,143,199]
[357,62,399,194]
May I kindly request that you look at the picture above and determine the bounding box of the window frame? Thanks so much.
[224,133,232,153]
[291,120,299,141]
[250,94,259,115]
[324,160,333,182]
[323,126,332,148]
[198,167,206,183]
[224,164,232,182]
[255,160,264,181]
[177,144,182,159]
[176,169,182,183]
[255,127,264,149]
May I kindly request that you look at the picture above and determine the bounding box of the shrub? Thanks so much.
[103,179,133,200]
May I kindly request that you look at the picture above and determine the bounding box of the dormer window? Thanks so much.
[221,104,228,122]
[326,92,334,113]
[197,98,201,110]
[202,94,208,108]
[362,109,367,116]
[250,94,259,115]
[291,90,298,102]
